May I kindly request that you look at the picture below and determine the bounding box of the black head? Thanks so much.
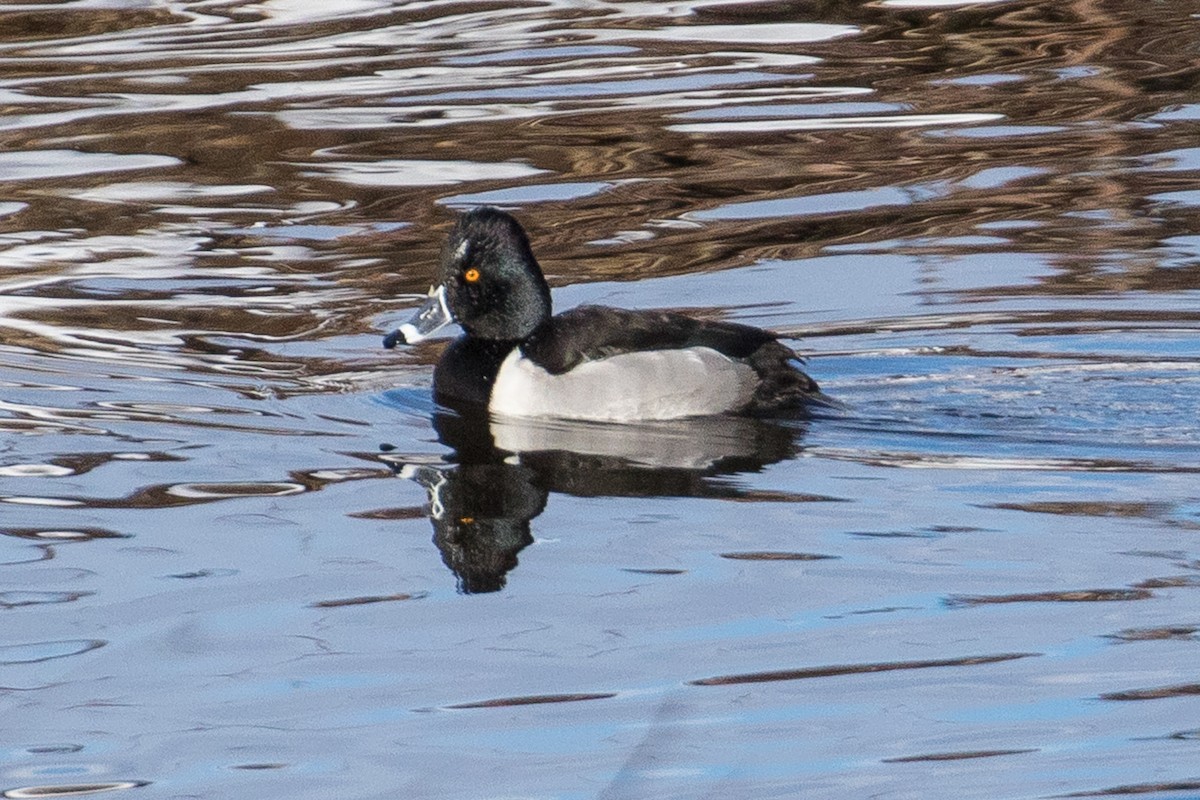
[439,208,552,341]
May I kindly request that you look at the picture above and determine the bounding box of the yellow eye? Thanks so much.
[464,268,480,283]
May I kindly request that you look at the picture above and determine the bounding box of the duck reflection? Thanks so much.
[400,459,544,595]
[392,410,808,593]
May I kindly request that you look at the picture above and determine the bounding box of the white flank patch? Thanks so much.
[489,347,756,421]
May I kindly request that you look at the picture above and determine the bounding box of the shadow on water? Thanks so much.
[377,396,821,592]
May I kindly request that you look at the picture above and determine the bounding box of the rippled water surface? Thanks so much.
[3,1,1200,797]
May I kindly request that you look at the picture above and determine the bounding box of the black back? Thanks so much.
[521,306,778,374]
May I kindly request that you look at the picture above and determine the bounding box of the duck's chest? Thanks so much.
[432,338,518,409]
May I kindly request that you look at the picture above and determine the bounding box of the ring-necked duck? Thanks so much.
[384,207,820,420]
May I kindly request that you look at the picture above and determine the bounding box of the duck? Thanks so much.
[383,207,821,421]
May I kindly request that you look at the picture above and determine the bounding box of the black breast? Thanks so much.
[433,337,518,410]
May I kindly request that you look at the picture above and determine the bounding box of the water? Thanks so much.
[2,1,1199,797]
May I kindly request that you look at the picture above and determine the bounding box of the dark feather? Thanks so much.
[523,305,779,373]
[433,337,518,409]
[746,340,820,412]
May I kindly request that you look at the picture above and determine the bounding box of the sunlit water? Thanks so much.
[2,1,1200,798]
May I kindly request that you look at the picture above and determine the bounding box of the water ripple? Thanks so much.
[669,111,1005,134]
[0,639,105,666]
[2,783,149,799]
[2,3,1199,798]
[690,652,1039,686]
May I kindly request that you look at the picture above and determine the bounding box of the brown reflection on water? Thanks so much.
[689,651,1037,686]
[0,0,1196,386]
[1101,682,1200,701]
[718,550,837,561]
[1105,625,1199,643]
[856,0,1200,286]
[309,591,425,609]
[1132,574,1200,589]
[984,500,1173,518]
[1053,779,1200,798]
[945,588,1152,607]
[1,782,151,799]
[0,527,127,542]
[444,692,618,710]
[882,748,1038,763]
[0,464,398,512]
[0,590,91,609]
[3,8,186,43]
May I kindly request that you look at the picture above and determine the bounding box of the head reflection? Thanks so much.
[401,461,544,594]
[396,410,808,593]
